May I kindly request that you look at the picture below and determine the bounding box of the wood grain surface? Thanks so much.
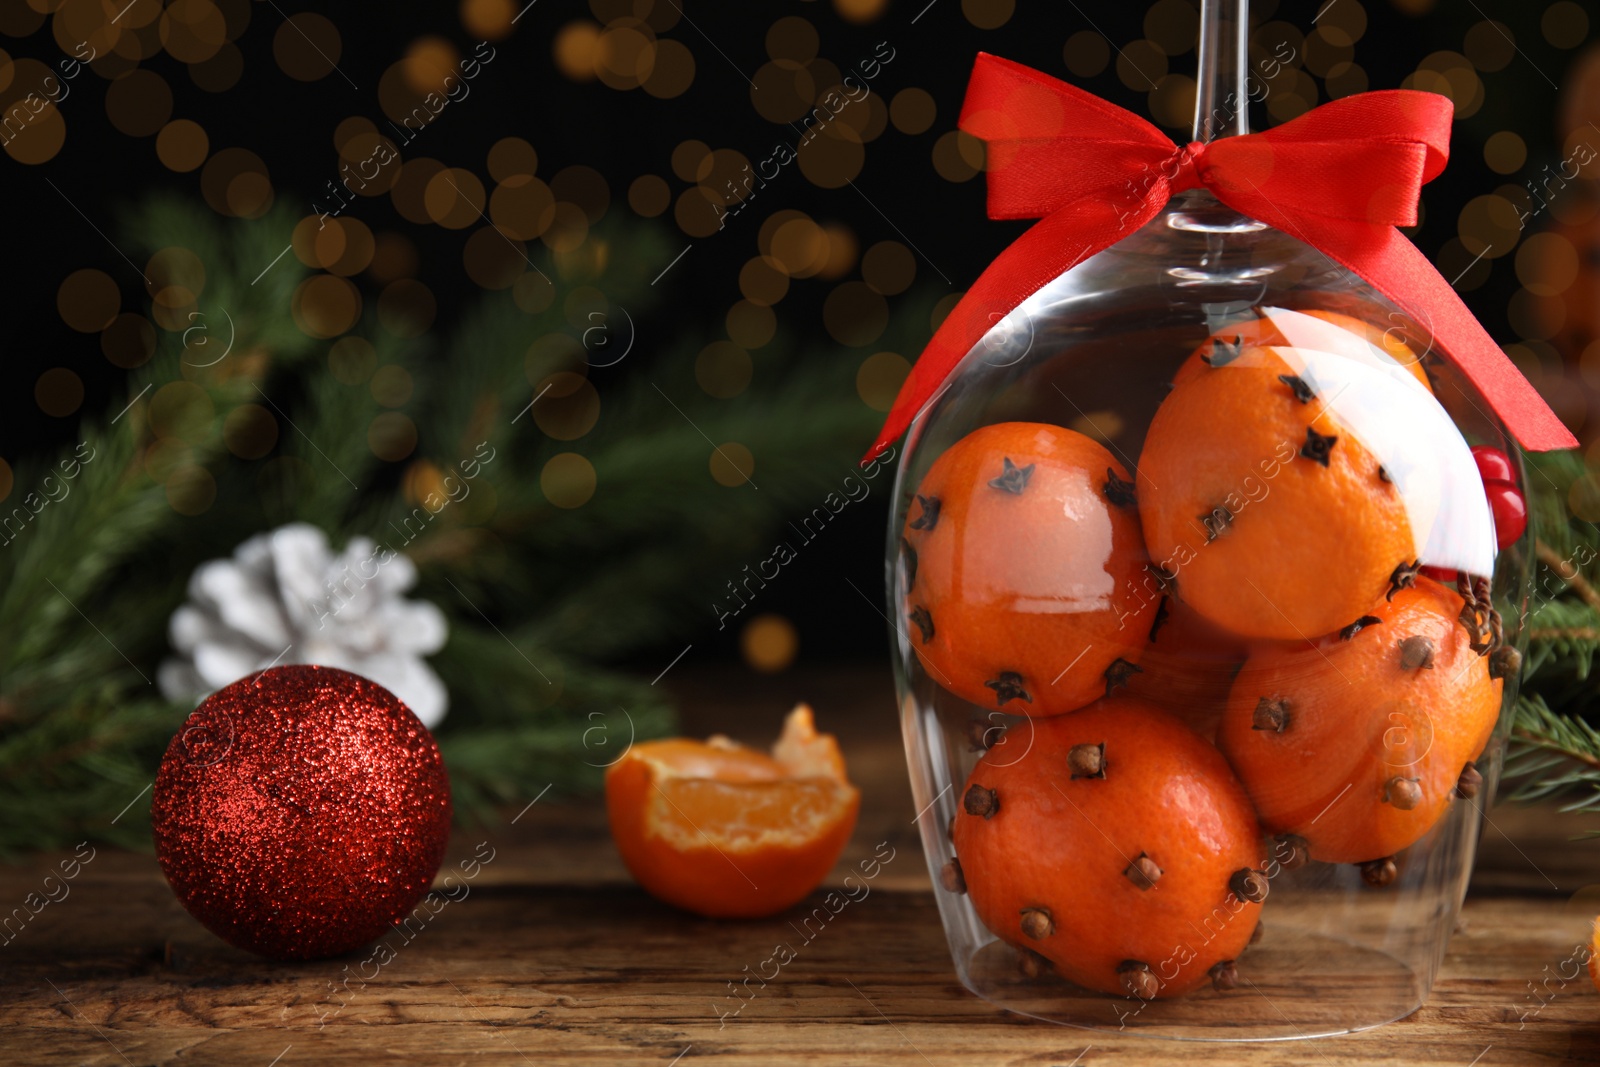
[2,666,1596,1066]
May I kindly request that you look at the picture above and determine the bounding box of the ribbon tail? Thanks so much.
[1285,215,1577,452]
[863,195,1167,464]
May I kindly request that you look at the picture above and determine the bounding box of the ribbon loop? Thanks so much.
[865,53,1575,462]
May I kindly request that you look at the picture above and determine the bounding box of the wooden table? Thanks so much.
[3,666,1597,1065]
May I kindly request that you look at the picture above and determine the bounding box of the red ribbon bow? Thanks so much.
[864,53,1576,462]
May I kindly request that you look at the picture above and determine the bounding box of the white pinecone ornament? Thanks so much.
[158,523,449,727]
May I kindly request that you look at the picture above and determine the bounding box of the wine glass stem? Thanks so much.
[1191,0,1250,143]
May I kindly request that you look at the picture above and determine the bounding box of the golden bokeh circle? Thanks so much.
[642,37,693,99]
[0,93,63,164]
[200,146,271,217]
[962,0,1013,30]
[554,20,600,81]
[368,413,418,462]
[329,335,378,384]
[856,351,910,412]
[105,68,172,136]
[833,0,887,23]
[932,129,984,182]
[727,300,776,349]
[145,439,193,485]
[166,465,217,515]
[324,217,375,276]
[738,256,789,306]
[628,174,670,217]
[1324,60,1368,99]
[379,279,436,337]
[1436,238,1491,292]
[1463,20,1516,72]
[824,281,889,347]
[821,223,859,279]
[150,381,215,442]
[671,138,710,182]
[156,118,208,171]
[769,215,828,276]
[223,403,279,459]
[1148,73,1196,130]
[797,124,865,189]
[1457,194,1521,258]
[190,42,244,92]
[696,341,753,398]
[1117,39,1167,91]
[273,12,341,81]
[532,371,601,440]
[101,312,156,368]
[751,59,817,124]
[595,19,656,90]
[1542,1,1589,48]
[1516,232,1580,297]
[1317,0,1368,47]
[291,274,362,338]
[931,291,963,332]
[225,170,273,218]
[741,614,798,672]
[58,268,120,333]
[460,0,515,41]
[1064,31,1110,78]
[147,246,205,299]
[890,87,936,134]
[541,452,597,508]
[489,174,555,240]
[1145,0,1199,53]
[674,185,725,238]
[766,16,818,63]
[424,166,486,229]
[1484,130,1526,175]
[862,241,915,296]
[464,225,526,289]
[159,0,227,65]
[403,36,460,95]
[710,442,756,487]
[370,364,414,408]
[487,136,538,181]
[35,367,84,417]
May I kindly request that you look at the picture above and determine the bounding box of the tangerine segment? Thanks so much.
[1173,309,1431,391]
[1137,357,1414,640]
[902,422,1152,717]
[606,705,859,918]
[1217,578,1503,865]
[952,698,1265,998]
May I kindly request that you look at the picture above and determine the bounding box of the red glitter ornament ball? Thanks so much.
[151,665,452,960]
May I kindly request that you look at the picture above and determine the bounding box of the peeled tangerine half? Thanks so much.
[901,422,1153,717]
[951,698,1267,998]
[1217,578,1505,867]
[606,704,859,918]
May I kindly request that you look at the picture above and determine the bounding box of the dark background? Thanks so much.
[2,0,1596,671]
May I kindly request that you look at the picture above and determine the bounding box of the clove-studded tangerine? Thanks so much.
[951,697,1266,998]
[1138,340,1416,641]
[901,422,1152,716]
[1172,309,1433,392]
[1217,577,1503,865]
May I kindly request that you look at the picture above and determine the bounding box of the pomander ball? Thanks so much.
[151,665,452,960]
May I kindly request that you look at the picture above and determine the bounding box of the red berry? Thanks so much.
[1471,445,1516,486]
[1485,482,1527,549]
